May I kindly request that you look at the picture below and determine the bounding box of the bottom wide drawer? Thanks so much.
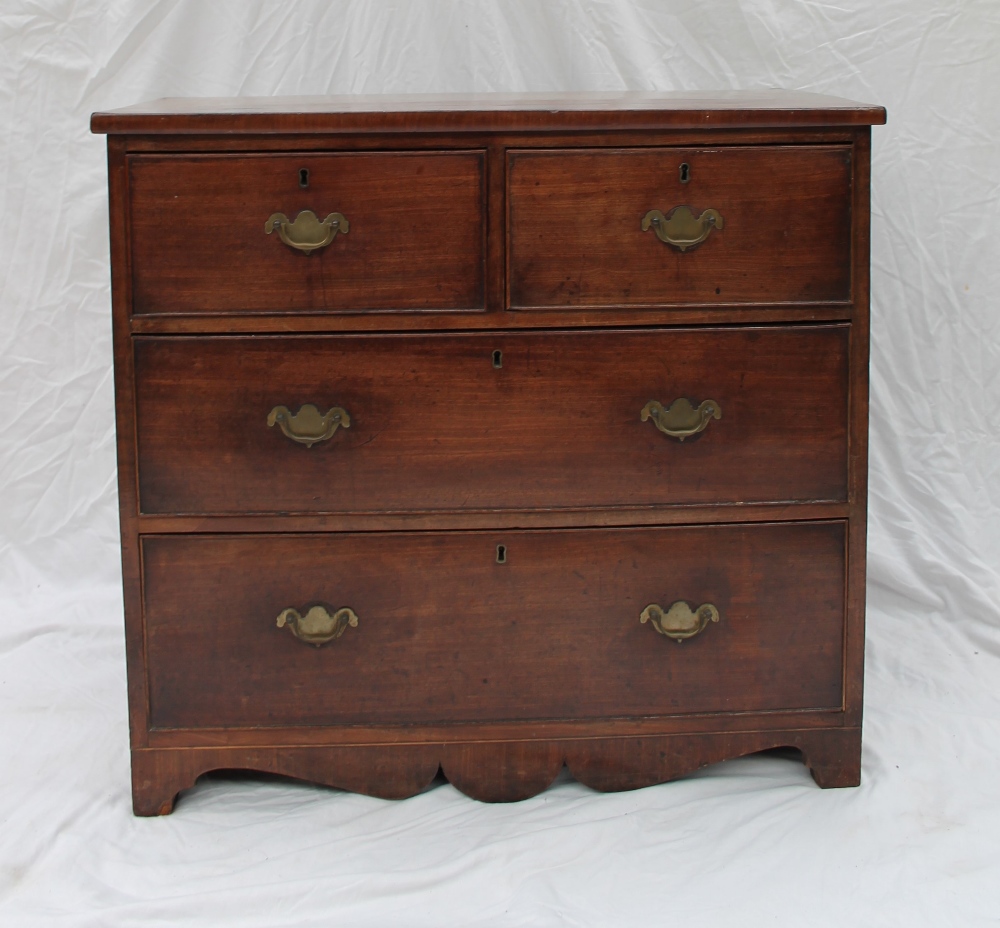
[141,523,846,730]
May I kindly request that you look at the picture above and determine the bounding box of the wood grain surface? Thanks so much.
[91,89,886,136]
[142,522,845,730]
[133,326,849,515]
[131,726,863,814]
[129,151,486,314]
[509,146,852,308]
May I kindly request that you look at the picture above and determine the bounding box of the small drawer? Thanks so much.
[142,522,846,730]
[508,146,852,309]
[128,152,486,314]
[133,326,849,515]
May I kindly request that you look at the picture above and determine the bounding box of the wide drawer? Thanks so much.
[128,152,486,314]
[143,522,846,729]
[508,146,852,309]
[134,326,849,515]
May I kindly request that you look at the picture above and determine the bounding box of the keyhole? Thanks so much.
[679,162,690,184]
[496,544,507,564]
[299,168,310,188]
[492,349,503,369]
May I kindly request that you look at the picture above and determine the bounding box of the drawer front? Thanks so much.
[143,523,846,729]
[129,152,485,314]
[508,146,852,309]
[134,326,849,515]
[143,522,844,728]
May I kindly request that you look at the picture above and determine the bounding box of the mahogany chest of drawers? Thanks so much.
[92,91,885,815]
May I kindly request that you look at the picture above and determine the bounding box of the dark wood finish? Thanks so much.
[130,727,861,815]
[129,304,854,335]
[91,90,886,136]
[142,523,846,729]
[144,707,846,749]
[129,152,485,314]
[106,136,155,754]
[845,128,873,728]
[509,146,851,308]
[93,93,880,813]
[118,127,863,155]
[133,500,850,535]
[133,326,848,515]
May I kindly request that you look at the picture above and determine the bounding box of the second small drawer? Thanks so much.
[508,146,853,309]
[134,326,849,515]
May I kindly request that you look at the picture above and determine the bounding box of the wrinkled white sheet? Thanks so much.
[2,1,999,924]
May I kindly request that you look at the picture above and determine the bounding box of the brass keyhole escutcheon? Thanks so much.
[496,544,507,564]
[679,162,690,183]
[492,349,503,369]
[299,167,310,188]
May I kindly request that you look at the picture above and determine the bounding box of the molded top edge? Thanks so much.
[91,90,886,134]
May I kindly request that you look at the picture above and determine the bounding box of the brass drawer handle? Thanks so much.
[641,207,723,251]
[267,403,350,448]
[641,398,720,441]
[277,605,358,647]
[265,209,349,254]
[641,601,719,642]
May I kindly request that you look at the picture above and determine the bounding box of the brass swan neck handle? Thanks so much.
[265,210,349,254]
[641,398,721,441]
[641,207,723,251]
[641,602,720,642]
[267,404,350,447]
[277,605,358,647]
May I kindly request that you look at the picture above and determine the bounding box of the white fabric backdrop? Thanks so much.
[2,1,999,924]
